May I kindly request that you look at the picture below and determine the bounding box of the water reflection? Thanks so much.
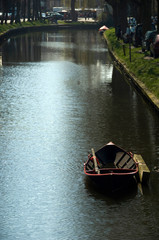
[84,176,138,201]
[2,30,112,66]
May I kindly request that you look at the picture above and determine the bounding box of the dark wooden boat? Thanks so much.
[84,142,139,192]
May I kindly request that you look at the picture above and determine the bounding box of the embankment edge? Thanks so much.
[104,35,159,114]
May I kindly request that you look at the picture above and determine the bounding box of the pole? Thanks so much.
[91,148,100,174]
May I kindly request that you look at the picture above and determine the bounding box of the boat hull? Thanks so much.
[84,168,137,192]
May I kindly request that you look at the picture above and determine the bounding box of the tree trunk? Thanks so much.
[141,0,152,35]
[32,0,38,21]
[10,0,16,24]
[4,0,9,24]
[71,0,77,22]
[157,0,159,33]
[119,0,128,34]
[15,0,21,24]
[35,0,39,20]
[1,0,4,24]
[23,0,26,22]
[107,0,128,34]
[28,0,31,21]
[37,0,41,20]
[32,0,35,21]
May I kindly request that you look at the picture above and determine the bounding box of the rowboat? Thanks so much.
[99,25,109,34]
[84,142,139,192]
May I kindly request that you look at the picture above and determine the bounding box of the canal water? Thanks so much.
[0,29,159,239]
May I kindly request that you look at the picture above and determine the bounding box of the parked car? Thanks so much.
[58,11,68,20]
[46,12,63,22]
[132,24,143,47]
[150,34,159,58]
[52,12,64,20]
[142,30,157,52]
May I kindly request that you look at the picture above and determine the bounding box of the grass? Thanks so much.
[0,19,93,36]
[0,20,50,35]
[104,28,159,99]
[0,19,98,40]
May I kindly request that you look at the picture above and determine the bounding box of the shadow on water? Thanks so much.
[84,176,138,203]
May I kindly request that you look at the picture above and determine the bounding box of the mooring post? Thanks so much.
[134,154,150,184]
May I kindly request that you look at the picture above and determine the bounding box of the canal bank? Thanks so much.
[0,21,98,43]
[103,29,159,114]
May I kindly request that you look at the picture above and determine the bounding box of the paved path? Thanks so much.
[78,17,96,23]
[4,17,96,24]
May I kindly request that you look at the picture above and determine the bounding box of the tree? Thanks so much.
[133,0,151,35]
[28,0,31,21]
[106,0,128,34]
[71,0,77,21]
[10,0,16,24]
[142,0,152,34]
[37,0,42,21]
[15,0,21,24]
[106,0,154,35]
[32,0,36,21]
[157,0,159,32]
[23,0,27,22]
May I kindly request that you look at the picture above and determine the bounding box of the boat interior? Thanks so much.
[86,144,136,171]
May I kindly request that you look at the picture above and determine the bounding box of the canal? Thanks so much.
[0,29,159,239]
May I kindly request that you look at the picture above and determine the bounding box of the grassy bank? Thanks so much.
[0,20,49,35]
[0,19,95,37]
[104,28,159,99]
